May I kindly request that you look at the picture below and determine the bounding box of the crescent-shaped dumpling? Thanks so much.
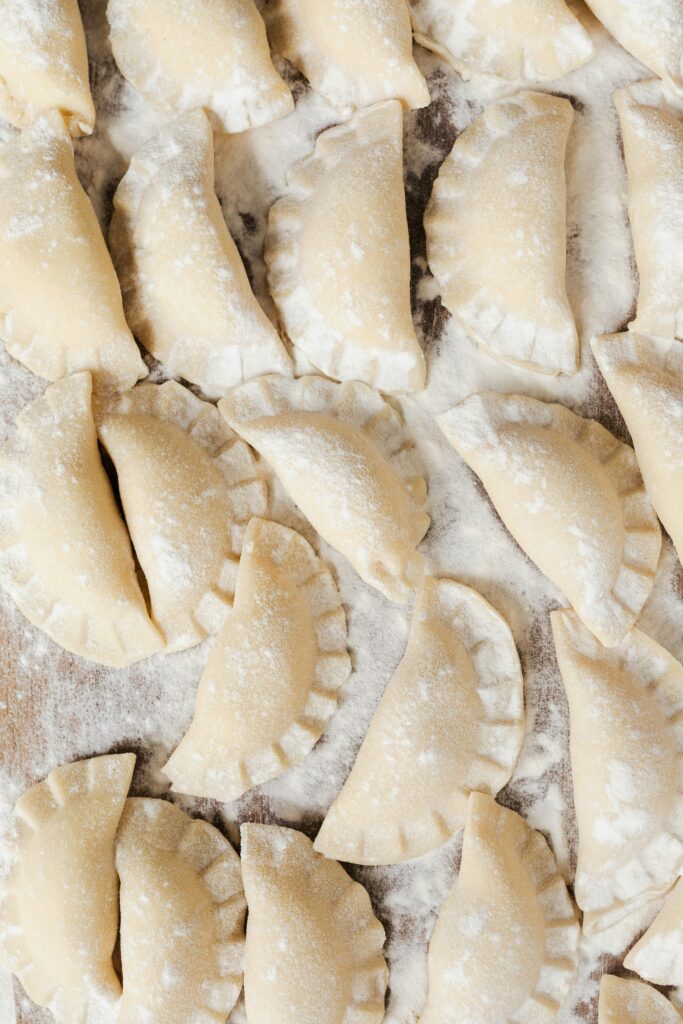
[598,976,682,1024]
[624,876,683,985]
[437,391,661,646]
[315,577,523,864]
[110,110,292,399]
[107,0,293,134]
[266,101,426,394]
[266,0,429,113]
[410,0,594,82]
[419,792,579,1024]
[592,333,683,565]
[614,80,683,341]
[219,375,430,603]
[163,517,351,802]
[241,824,388,1024]
[0,0,95,135]
[96,381,268,652]
[116,798,246,1024]
[0,112,147,391]
[584,0,683,92]
[0,373,162,667]
[426,92,578,375]
[552,608,683,935]
[0,754,135,1022]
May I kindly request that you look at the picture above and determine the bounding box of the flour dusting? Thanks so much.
[1,2,682,1023]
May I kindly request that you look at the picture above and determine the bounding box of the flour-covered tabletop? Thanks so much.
[1,2,682,1022]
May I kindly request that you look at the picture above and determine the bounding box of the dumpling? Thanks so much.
[110,109,292,399]
[266,101,426,394]
[592,333,683,565]
[584,0,683,92]
[219,375,430,603]
[552,608,683,935]
[598,976,682,1024]
[164,517,351,802]
[315,577,524,864]
[624,877,683,985]
[116,798,246,1024]
[96,381,268,652]
[614,80,683,341]
[410,0,594,82]
[107,0,294,134]
[0,373,162,667]
[0,754,135,1022]
[266,0,429,114]
[437,392,661,646]
[419,792,579,1024]
[0,112,147,391]
[241,824,388,1024]
[425,92,578,375]
[0,0,95,135]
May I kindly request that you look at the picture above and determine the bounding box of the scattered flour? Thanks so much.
[1,2,682,1023]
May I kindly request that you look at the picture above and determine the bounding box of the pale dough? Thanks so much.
[592,332,683,567]
[164,517,351,802]
[241,823,388,1024]
[410,0,593,81]
[552,608,683,935]
[116,797,246,1024]
[96,381,268,652]
[437,391,661,646]
[426,91,577,375]
[266,101,426,393]
[0,754,135,1022]
[0,0,95,135]
[0,373,162,667]
[107,0,293,133]
[219,375,429,603]
[315,576,523,863]
[0,112,147,391]
[266,0,430,113]
[419,792,579,1024]
[614,80,683,340]
[111,109,292,399]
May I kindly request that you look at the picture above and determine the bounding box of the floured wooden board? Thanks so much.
[1,2,682,1022]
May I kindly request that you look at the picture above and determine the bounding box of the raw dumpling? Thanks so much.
[0,374,162,667]
[552,608,683,935]
[410,0,594,81]
[107,0,293,133]
[111,109,292,399]
[241,824,388,1024]
[0,0,95,135]
[315,577,524,864]
[419,792,579,1024]
[96,381,268,652]
[266,0,429,113]
[426,92,578,375]
[614,80,683,340]
[624,877,683,985]
[0,754,135,1022]
[219,375,430,603]
[598,976,682,1024]
[266,101,426,394]
[164,517,351,802]
[0,112,147,391]
[584,0,683,92]
[592,333,683,564]
[116,798,246,1024]
[437,392,661,646]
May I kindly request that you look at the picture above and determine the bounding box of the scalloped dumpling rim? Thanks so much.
[162,516,351,803]
[437,390,661,647]
[314,575,524,864]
